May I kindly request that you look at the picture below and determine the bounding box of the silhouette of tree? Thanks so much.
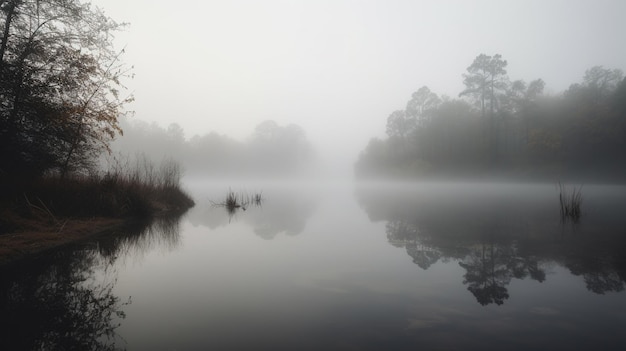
[386,110,414,139]
[460,54,509,119]
[582,66,624,105]
[405,86,441,127]
[355,56,626,180]
[0,0,131,178]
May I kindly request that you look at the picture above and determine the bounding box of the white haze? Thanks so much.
[92,0,626,178]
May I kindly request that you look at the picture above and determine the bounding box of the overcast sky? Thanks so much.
[92,0,626,169]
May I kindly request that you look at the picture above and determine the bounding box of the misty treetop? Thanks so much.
[109,119,315,178]
[0,0,131,179]
[355,53,626,181]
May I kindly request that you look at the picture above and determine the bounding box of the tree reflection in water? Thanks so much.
[459,238,545,305]
[357,183,626,306]
[386,220,443,270]
[0,214,185,350]
[386,218,547,305]
[564,239,626,294]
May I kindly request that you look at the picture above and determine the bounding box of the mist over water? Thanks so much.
[3,0,626,349]
[85,49,626,349]
[4,180,626,350]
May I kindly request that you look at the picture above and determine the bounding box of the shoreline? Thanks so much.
[0,167,195,268]
[0,213,165,270]
[0,204,193,268]
[0,217,133,267]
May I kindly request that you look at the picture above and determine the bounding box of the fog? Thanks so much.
[4,3,626,349]
[93,0,626,181]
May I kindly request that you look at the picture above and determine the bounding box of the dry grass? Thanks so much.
[0,156,194,267]
[0,157,194,235]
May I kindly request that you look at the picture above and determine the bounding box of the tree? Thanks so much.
[526,79,545,100]
[385,110,414,139]
[0,0,131,178]
[459,54,508,162]
[582,66,624,105]
[460,54,509,118]
[405,86,441,127]
[422,98,480,165]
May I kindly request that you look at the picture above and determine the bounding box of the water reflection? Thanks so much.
[0,248,127,350]
[560,233,626,295]
[187,185,317,239]
[97,215,184,264]
[0,213,186,350]
[356,182,626,305]
[460,239,546,305]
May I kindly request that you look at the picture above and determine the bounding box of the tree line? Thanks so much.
[355,54,626,181]
[109,119,315,178]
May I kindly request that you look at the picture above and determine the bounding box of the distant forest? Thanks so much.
[109,119,315,178]
[355,54,626,181]
[0,0,314,182]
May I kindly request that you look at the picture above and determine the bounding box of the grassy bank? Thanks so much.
[0,158,194,264]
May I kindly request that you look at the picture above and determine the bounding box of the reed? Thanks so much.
[211,189,263,213]
[558,182,583,222]
[9,157,194,220]
[224,189,241,211]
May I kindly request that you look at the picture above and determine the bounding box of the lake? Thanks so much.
[2,181,626,350]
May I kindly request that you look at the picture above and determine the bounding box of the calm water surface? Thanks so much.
[2,181,626,350]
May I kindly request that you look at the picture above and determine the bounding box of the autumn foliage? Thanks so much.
[0,0,132,180]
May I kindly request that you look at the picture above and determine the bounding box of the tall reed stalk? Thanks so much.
[558,182,583,222]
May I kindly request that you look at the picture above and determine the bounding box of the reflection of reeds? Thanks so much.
[558,182,583,222]
[95,214,184,263]
[211,189,263,214]
[253,192,263,206]
[225,190,240,211]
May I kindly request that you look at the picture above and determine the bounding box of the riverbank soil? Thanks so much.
[0,212,125,266]
[0,173,194,266]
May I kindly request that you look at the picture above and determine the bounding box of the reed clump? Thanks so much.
[1,156,194,233]
[211,189,263,213]
[558,182,583,222]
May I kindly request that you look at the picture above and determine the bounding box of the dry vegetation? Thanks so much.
[0,158,194,265]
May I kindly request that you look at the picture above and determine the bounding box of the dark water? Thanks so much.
[2,181,626,350]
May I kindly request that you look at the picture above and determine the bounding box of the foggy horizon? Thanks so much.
[91,0,626,180]
[3,2,626,348]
